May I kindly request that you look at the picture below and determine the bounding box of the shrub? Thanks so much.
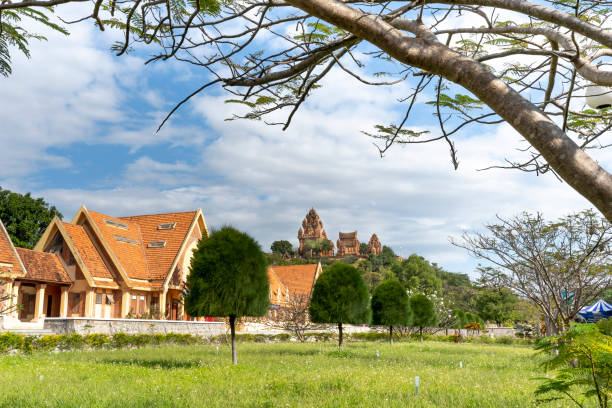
[496,336,514,345]
[0,332,24,352]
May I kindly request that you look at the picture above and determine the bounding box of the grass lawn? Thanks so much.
[0,341,573,407]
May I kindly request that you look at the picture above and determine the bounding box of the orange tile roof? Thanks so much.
[0,219,26,277]
[267,267,289,304]
[269,264,319,298]
[16,248,71,284]
[87,211,150,280]
[62,222,114,280]
[120,211,198,281]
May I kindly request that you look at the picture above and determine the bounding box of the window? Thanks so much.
[147,241,167,248]
[96,293,103,304]
[114,235,139,245]
[104,219,129,230]
[157,223,176,230]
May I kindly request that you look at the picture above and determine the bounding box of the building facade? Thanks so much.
[0,206,208,326]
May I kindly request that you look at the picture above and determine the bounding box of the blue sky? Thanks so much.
[0,7,609,278]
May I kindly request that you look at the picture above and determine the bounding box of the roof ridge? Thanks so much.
[119,210,198,219]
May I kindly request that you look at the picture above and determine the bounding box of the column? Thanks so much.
[59,287,69,317]
[178,301,185,321]
[84,290,94,317]
[10,281,20,318]
[34,284,46,320]
[121,290,131,318]
[2,279,12,311]
[159,289,167,319]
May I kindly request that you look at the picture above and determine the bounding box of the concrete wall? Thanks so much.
[44,317,225,337]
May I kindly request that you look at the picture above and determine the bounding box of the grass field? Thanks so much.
[0,341,576,407]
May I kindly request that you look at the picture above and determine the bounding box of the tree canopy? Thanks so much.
[410,293,437,341]
[0,187,62,249]
[475,287,518,326]
[185,226,268,364]
[2,0,612,219]
[371,280,412,344]
[392,254,442,294]
[270,240,293,256]
[309,263,369,346]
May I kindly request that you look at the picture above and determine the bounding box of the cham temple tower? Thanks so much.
[297,208,335,257]
[336,231,360,257]
[368,233,382,255]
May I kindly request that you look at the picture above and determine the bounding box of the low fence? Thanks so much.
[44,317,226,337]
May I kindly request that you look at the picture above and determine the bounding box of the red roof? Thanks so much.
[0,219,26,277]
[269,264,320,298]
[62,222,114,280]
[120,211,198,281]
[15,247,71,284]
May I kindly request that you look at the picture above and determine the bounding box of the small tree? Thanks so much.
[410,294,437,342]
[309,263,369,347]
[185,226,269,365]
[267,293,314,342]
[270,240,293,257]
[371,280,412,345]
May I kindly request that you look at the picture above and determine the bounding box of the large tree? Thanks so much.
[0,187,62,249]
[371,280,412,344]
[454,210,612,335]
[474,287,518,326]
[392,254,442,294]
[309,263,370,347]
[185,226,269,365]
[270,240,293,257]
[2,0,612,220]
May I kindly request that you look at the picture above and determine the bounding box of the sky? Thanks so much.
[0,6,610,278]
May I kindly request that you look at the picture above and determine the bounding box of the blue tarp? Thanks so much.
[578,299,612,323]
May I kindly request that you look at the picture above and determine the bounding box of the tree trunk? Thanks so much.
[389,325,393,345]
[338,322,343,348]
[420,326,423,342]
[286,0,612,222]
[229,314,237,365]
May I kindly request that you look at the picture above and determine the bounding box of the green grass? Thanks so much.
[0,341,575,407]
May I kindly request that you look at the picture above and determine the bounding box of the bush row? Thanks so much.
[0,330,531,355]
[0,332,204,354]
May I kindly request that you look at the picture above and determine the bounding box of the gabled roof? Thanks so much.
[61,222,114,280]
[267,266,289,304]
[269,263,321,298]
[0,218,27,278]
[15,248,71,284]
[120,211,199,281]
[86,211,150,281]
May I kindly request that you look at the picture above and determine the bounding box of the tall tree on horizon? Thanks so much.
[185,226,269,365]
[0,187,62,249]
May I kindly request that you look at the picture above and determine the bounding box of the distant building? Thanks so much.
[297,209,334,257]
[336,231,360,257]
[367,234,382,256]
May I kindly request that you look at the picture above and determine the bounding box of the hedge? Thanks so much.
[0,330,531,355]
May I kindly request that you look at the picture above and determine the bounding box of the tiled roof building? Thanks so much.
[0,205,208,324]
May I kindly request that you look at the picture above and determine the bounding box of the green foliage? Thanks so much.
[371,280,412,327]
[359,242,368,255]
[426,93,484,114]
[410,293,437,329]
[185,226,269,318]
[475,288,518,325]
[0,7,69,77]
[0,187,62,248]
[597,317,612,337]
[303,238,333,257]
[0,332,202,354]
[270,240,293,256]
[393,254,442,294]
[535,324,612,407]
[362,124,430,145]
[309,263,370,325]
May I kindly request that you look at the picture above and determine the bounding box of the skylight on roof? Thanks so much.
[157,222,176,230]
[148,241,167,248]
[105,219,129,230]
[114,235,138,245]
